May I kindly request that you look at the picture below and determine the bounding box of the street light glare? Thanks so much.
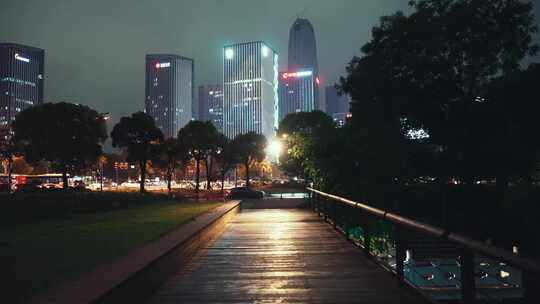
[266,139,283,158]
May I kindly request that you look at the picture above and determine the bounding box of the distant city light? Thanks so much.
[500,270,510,279]
[407,128,430,140]
[14,53,30,63]
[315,76,321,86]
[282,70,313,79]
[155,62,170,69]
[225,48,234,59]
[262,45,269,57]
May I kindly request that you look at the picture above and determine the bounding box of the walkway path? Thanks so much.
[147,199,430,303]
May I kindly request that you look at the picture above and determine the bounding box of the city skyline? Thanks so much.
[0,0,417,133]
[2,0,540,137]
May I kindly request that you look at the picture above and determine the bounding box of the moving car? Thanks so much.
[227,187,265,199]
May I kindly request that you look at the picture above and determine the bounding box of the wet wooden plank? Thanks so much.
[147,208,430,304]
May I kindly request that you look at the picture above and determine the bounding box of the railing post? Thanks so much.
[363,212,371,256]
[315,193,320,215]
[343,205,350,240]
[331,198,337,228]
[323,197,328,222]
[460,249,476,304]
[395,227,405,282]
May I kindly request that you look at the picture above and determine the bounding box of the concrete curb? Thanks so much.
[32,201,241,304]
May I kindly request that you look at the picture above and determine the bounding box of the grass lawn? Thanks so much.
[0,200,222,303]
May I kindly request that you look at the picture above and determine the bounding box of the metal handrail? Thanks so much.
[307,187,540,273]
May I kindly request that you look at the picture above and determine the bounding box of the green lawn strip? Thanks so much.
[0,201,222,303]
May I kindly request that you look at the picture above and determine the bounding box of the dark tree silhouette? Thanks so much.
[111,112,163,193]
[155,137,189,194]
[340,0,538,185]
[232,132,266,187]
[204,128,222,190]
[483,63,540,190]
[177,121,218,193]
[13,102,107,190]
[277,111,336,188]
[214,134,236,194]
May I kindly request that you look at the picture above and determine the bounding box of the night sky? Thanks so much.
[1,0,540,134]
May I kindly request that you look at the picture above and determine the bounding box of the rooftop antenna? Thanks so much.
[299,3,310,18]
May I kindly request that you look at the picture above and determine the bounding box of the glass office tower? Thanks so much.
[288,18,320,110]
[145,54,193,138]
[223,41,278,140]
[278,69,315,122]
[198,84,223,133]
[0,43,44,127]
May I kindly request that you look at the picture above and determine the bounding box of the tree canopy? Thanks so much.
[154,137,189,194]
[232,132,267,187]
[177,120,219,192]
[13,102,107,189]
[111,111,163,193]
[214,134,236,193]
[339,0,538,184]
[277,111,336,188]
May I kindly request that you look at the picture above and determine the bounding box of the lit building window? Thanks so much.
[225,48,234,59]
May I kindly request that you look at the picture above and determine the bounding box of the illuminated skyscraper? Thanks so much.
[0,43,44,127]
[198,84,223,133]
[288,18,320,109]
[223,41,278,140]
[278,69,315,122]
[145,54,193,138]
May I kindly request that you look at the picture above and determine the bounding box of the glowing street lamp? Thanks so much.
[266,139,283,163]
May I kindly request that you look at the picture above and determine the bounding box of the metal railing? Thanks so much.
[307,187,540,304]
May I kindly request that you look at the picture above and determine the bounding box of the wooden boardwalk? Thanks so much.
[147,203,430,303]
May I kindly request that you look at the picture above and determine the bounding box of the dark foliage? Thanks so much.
[111,112,163,193]
[231,132,266,187]
[12,102,108,189]
[153,138,189,194]
[177,121,219,192]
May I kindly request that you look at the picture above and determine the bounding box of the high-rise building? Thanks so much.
[278,69,315,122]
[223,41,278,140]
[288,18,321,109]
[325,85,350,127]
[198,84,223,133]
[145,54,193,138]
[0,43,44,127]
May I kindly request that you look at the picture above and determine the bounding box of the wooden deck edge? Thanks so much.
[32,201,241,304]
[319,213,438,304]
